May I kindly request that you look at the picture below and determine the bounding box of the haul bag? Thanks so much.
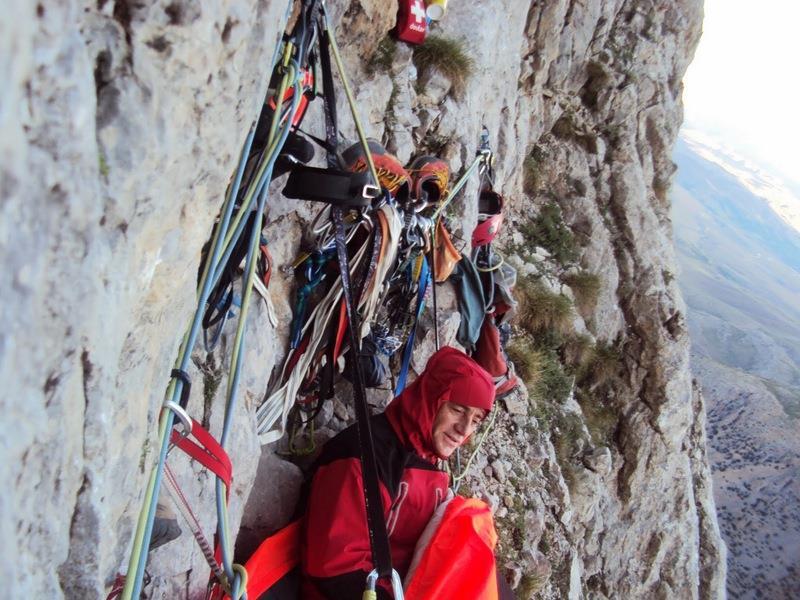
[472,319,519,399]
[404,496,499,600]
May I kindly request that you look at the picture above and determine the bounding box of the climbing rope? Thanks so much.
[120,21,306,600]
[163,465,226,585]
[450,408,499,492]
[431,128,492,221]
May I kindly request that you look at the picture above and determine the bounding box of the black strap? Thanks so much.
[282,165,373,207]
[170,369,192,409]
[317,10,394,580]
[318,22,339,170]
[332,207,393,579]
[297,126,337,155]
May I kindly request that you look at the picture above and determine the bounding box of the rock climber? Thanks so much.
[298,345,510,599]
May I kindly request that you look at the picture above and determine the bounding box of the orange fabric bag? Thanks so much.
[433,220,462,283]
[404,496,499,600]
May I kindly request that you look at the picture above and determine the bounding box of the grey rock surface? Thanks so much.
[1,0,725,598]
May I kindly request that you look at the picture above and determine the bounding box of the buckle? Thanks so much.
[362,184,380,200]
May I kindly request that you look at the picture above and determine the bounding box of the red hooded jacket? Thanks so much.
[300,347,494,599]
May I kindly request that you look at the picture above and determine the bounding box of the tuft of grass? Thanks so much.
[563,270,601,316]
[582,341,622,389]
[412,35,474,96]
[518,201,579,265]
[200,354,223,428]
[98,152,110,178]
[653,176,670,200]
[551,410,584,490]
[138,439,151,473]
[367,36,396,75]
[515,278,574,337]
[383,81,400,133]
[419,132,453,156]
[519,571,550,598]
[506,336,544,390]
[561,333,594,370]
[576,388,617,446]
[551,112,578,139]
[523,153,540,195]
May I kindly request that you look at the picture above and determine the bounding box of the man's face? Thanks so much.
[431,401,487,459]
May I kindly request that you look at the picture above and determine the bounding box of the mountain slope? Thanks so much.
[672,136,800,597]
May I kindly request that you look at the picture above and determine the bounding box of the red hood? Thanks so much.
[385,346,495,462]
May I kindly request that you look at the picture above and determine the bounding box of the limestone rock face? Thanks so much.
[1,0,287,596]
[1,0,725,598]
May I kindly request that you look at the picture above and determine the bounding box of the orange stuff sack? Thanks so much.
[404,496,499,600]
[433,220,461,282]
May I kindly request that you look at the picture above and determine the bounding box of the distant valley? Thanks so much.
[671,134,800,598]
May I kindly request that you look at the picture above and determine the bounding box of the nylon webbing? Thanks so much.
[317,9,394,580]
[318,22,338,168]
[170,419,233,494]
[331,208,393,578]
[394,257,429,395]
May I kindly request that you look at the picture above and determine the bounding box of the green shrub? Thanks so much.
[413,35,474,95]
[561,333,594,370]
[515,278,573,337]
[523,153,540,195]
[563,270,601,315]
[519,202,579,265]
[533,348,573,406]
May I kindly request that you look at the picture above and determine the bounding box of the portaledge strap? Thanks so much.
[332,207,394,579]
[282,165,372,207]
[170,419,233,496]
[317,7,393,579]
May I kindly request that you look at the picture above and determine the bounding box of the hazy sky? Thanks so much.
[682,0,800,185]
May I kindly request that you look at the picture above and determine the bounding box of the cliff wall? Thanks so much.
[0,0,725,597]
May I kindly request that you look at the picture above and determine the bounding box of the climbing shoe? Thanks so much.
[340,139,411,204]
[149,501,181,551]
[408,155,450,209]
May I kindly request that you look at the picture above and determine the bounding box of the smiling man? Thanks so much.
[299,346,495,599]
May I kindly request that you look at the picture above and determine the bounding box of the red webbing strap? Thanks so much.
[170,419,233,498]
[167,420,234,598]
[332,299,348,361]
